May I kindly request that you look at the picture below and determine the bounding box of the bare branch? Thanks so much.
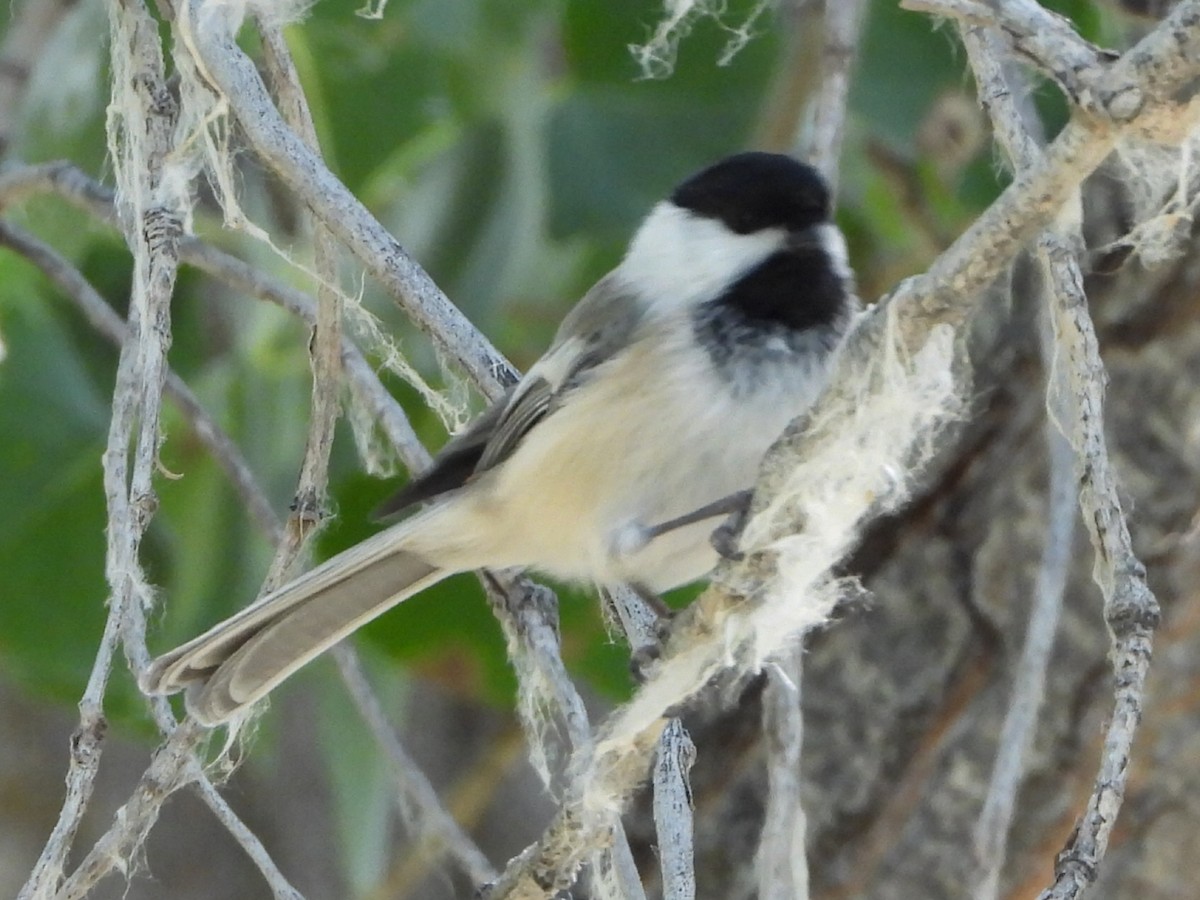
[21,0,188,894]
[798,0,866,191]
[17,687,107,899]
[0,219,284,542]
[902,0,1114,110]
[757,657,809,900]
[52,718,307,900]
[191,778,307,900]
[331,645,497,884]
[0,160,431,474]
[957,25,1077,900]
[177,0,514,398]
[951,13,1166,895]
[52,722,200,900]
[253,19,345,590]
[1034,230,1160,900]
[179,239,432,473]
[653,719,697,900]
[962,25,1044,169]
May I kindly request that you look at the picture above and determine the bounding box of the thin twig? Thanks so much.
[758,659,808,900]
[244,38,499,894]
[954,14,1166,895]
[53,718,310,900]
[901,0,1113,110]
[177,0,513,398]
[798,0,866,190]
[331,645,497,885]
[602,587,686,900]
[53,722,199,900]
[481,574,647,900]
[0,219,284,543]
[958,25,1077,900]
[192,778,307,900]
[22,1,187,895]
[253,18,343,591]
[1034,230,1160,900]
[0,159,431,475]
[180,238,431,473]
[972,316,1077,900]
[653,719,697,900]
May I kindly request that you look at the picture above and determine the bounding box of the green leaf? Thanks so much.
[0,276,110,703]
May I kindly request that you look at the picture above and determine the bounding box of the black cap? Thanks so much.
[670,152,831,235]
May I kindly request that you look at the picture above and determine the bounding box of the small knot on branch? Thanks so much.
[141,206,183,256]
[1102,84,1146,122]
[1106,571,1162,636]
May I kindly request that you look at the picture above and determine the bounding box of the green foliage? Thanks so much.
[0,280,109,702]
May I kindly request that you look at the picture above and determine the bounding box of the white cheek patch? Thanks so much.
[617,202,786,315]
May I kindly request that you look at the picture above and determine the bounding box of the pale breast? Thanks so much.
[451,314,835,592]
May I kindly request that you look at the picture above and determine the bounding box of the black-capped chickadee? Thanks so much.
[143,152,859,725]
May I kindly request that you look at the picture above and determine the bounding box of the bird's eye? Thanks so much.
[732,212,762,234]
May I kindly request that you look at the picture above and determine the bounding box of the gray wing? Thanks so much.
[374,395,514,517]
[377,274,642,516]
[476,274,643,472]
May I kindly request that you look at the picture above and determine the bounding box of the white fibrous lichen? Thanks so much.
[171,0,472,464]
[630,0,776,79]
[1109,115,1200,268]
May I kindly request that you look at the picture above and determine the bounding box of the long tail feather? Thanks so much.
[141,523,447,725]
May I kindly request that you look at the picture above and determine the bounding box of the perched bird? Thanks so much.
[142,151,858,725]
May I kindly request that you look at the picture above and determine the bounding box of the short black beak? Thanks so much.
[786,223,826,251]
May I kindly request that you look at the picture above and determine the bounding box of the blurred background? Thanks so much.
[4,1,1199,898]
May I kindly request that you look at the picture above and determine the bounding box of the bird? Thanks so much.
[141,151,859,725]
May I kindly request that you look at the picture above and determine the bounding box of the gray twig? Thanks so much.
[481,574,648,900]
[653,719,697,900]
[958,25,1077,900]
[0,160,431,475]
[758,655,809,900]
[797,0,866,190]
[1034,231,1160,900]
[253,19,345,591]
[21,1,187,895]
[0,219,283,542]
[331,645,497,885]
[178,0,513,397]
[902,0,1113,110]
[954,14,1167,897]
[191,778,307,900]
